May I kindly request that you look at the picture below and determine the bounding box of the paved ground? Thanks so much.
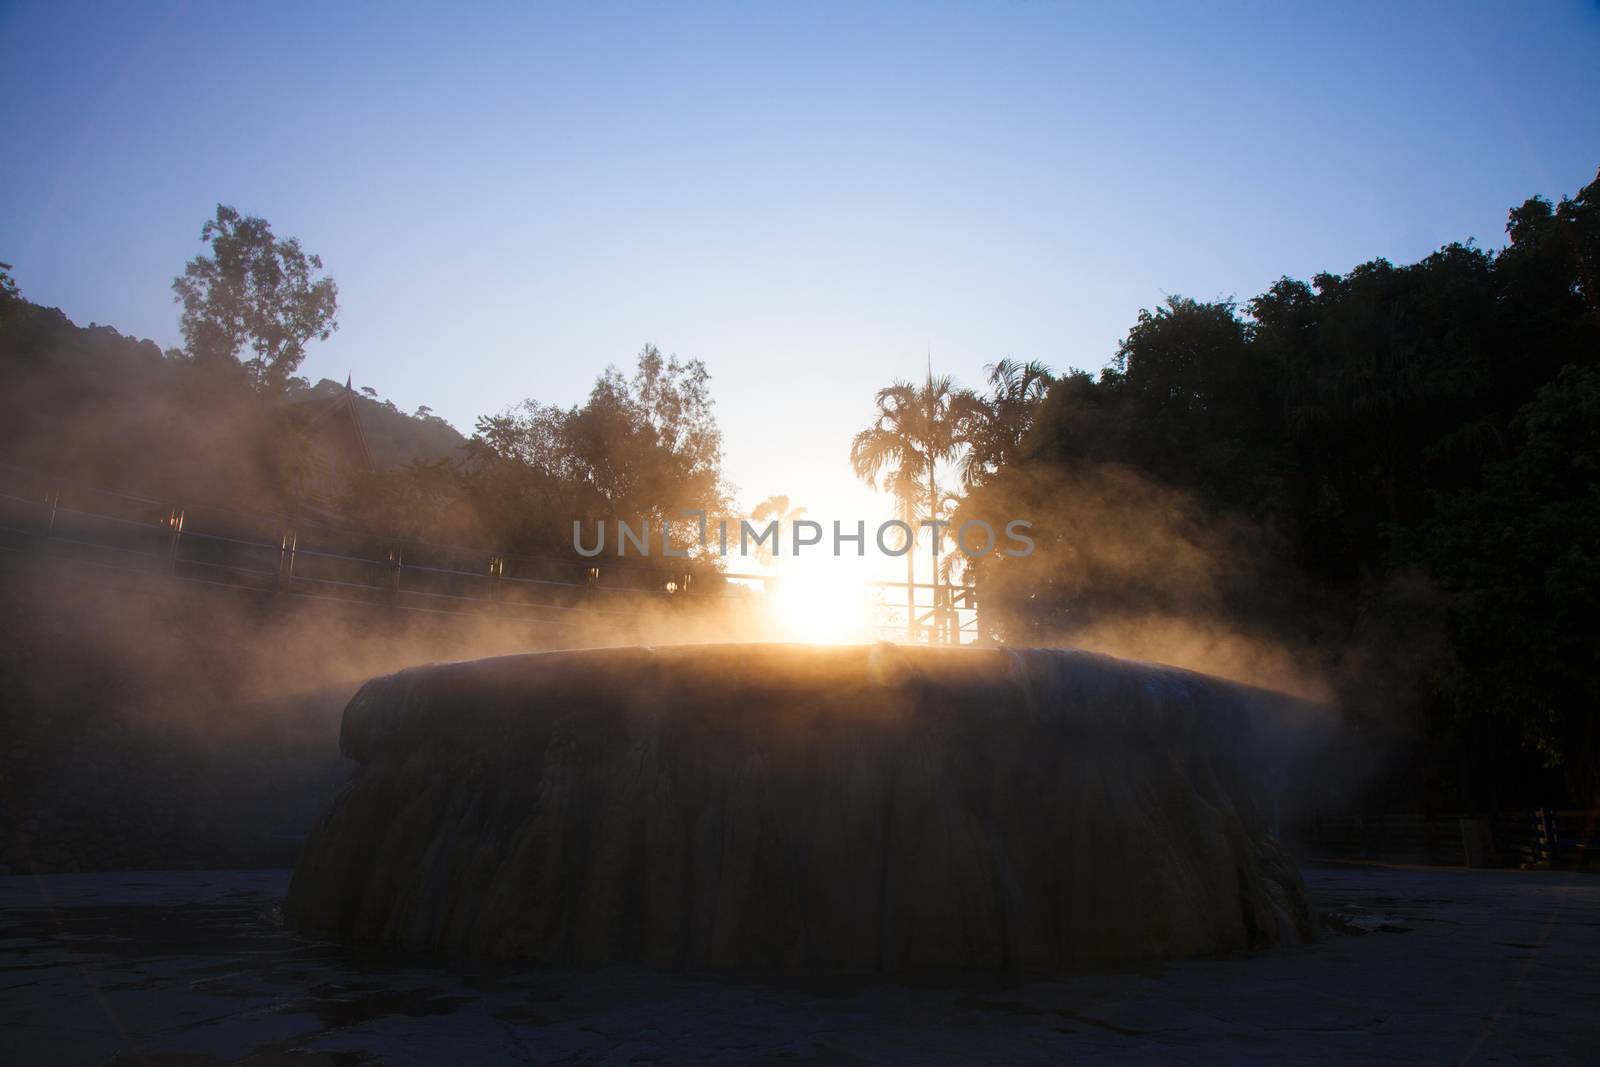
[1,863,1597,1065]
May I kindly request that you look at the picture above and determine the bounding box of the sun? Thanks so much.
[770,559,875,644]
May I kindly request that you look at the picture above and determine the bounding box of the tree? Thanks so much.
[962,358,1053,489]
[963,167,1600,808]
[172,205,339,391]
[559,345,725,523]
[457,345,728,568]
[0,261,20,327]
[1110,296,1276,511]
[850,373,984,639]
[747,494,807,566]
[1424,364,1600,801]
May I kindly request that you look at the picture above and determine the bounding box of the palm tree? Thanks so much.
[747,494,807,567]
[962,358,1053,489]
[850,373,984,641]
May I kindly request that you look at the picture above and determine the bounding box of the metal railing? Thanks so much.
[0,465,979,643]
[1297,808,1600,870]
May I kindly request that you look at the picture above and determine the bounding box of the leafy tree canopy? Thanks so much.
[969,166,1600,805]
[172,205,339,392]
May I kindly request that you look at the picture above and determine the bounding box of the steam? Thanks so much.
[965,461,1344,705]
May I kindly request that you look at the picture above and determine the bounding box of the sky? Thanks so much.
[3,0,1600,590]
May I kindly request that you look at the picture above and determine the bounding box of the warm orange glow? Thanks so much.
[769,558,875,644]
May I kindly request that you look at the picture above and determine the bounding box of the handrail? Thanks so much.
[0,465,981,643]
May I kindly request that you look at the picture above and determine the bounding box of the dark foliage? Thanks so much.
[341,345,731,590]
[970,168,1600,806]
[172,205,339,393]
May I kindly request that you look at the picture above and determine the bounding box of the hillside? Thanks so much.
[298,378,468,469]
[0,295,468,511]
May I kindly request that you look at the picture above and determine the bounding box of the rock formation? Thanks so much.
[287,643,1321,970]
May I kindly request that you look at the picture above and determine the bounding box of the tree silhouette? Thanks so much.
[458,345,728,573]
[747,494,807,566]
[0,261,20,327]
[963,358,1053,489]
[850,373,984,639]
[172,205,339,392]
[969,166,1600,806]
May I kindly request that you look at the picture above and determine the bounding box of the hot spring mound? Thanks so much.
[287,644,1318,970]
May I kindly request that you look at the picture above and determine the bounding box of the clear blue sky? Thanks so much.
[3,0,1599,530]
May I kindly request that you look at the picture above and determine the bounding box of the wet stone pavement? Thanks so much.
[1,864,1597,1065]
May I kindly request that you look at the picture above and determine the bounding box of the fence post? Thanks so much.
[45,488,61,536]
[957,581,975,646]
[278,527,297,592]
[585,565,599,607]
[1535,808,1558,867]
[388,546,402,602]
[167,508,185,574]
